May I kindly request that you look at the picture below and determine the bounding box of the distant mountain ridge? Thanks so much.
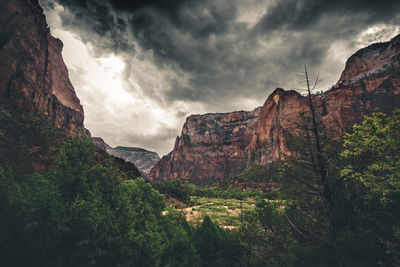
[92,137,160,176]
[149,33,400,181]
[107,145,160,176]
[113,147,155,153]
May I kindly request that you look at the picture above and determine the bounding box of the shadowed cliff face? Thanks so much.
[149,34,400,181]
[0,0,87,136]
[149,108,261,181]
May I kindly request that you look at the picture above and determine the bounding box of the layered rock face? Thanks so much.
[106,146,160,176]
[247,34,400,166]
[149,34,400,181]
[0,0,87,136]
[149,108,261,181]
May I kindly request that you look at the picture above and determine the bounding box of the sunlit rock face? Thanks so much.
[150,34,400,181]
[0,0,87,136]
[245,88,306,166]
[148,108,262,181]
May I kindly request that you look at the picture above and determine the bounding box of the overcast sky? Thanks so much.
[39,0,400,156]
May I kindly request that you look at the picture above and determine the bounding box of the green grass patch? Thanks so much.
[174,196,260,228]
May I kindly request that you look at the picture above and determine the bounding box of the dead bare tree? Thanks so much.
[304,64,332,202]
[281,65,348,266]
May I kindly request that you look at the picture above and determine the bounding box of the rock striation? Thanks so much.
[0,0,87,136]
[149,34,400,181]
[247,34,400,166]
[149,108,261,181]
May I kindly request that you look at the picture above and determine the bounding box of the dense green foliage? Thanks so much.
[226,163,280,184]
[340,110,400,264]
[189,184,265,200]
[1,138,164,266]
[0,102,141,178]
[237,110,400,266]
[0,102,64,175]
[342,110,400,201]
[0,137,248,266]
[1,96,399,266]
[153,179,266,203]
[153,179,192,203]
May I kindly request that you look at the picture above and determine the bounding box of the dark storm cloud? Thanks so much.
[53,0,399,99]
[44,0,400,93]
[40,0,400,154]
[51,0,245,106]
[53,0,133,54]
[256,0,400,33]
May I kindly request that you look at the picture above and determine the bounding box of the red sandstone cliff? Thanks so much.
[149,34,400,181]
[0,0,87,136]
[247,34,400,166]
[150,108,261,181]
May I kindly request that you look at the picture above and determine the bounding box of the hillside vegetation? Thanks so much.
[1,102,400,266]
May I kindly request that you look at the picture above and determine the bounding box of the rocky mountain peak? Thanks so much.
[336,33,400,87]
[149,34,400,181]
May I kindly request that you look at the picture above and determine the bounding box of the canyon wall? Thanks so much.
[0,0,87,136]
[149,34,400,181]
[247,34,400,166]
[149,108,261,181]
